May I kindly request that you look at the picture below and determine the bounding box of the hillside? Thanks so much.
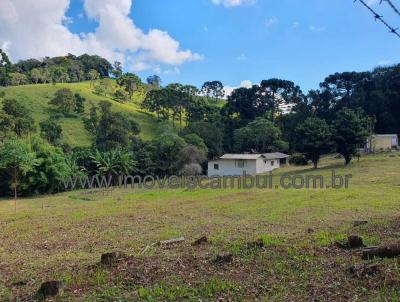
[1,153,400,300]
[0,81,165,147]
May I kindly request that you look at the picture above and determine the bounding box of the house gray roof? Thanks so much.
[262,152,290,159]
[218,153,289,160]
[372,134,398,137]
[220,154,263,160]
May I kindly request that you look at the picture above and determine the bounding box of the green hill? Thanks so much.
[0,81,165,147]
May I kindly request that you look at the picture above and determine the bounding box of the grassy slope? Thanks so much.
[0,81,164,147]
[1,153,400,300]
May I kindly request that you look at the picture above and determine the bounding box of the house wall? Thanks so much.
[367,135,398,152]
[256,158,280,174]
[208,158,280,176]
[208,159,257,176]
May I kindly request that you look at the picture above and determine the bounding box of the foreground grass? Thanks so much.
[0,82,166,146]
[1,153,400,301]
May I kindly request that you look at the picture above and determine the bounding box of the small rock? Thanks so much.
[348,264,380,278]
[335,235,365,249]
[36,281,63,300]
[215,252,233,264]
[353,221,368,227]
[247,239,265,249]
[348,235,365,248]
[159,237,185,246]
[307,228,315,234]
[192,236,208,246]
[100,251,126,266]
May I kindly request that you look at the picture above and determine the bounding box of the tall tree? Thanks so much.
[165,83,185,129]
[0,49,12,86]
[333,108,375,165]
[49,88,76,114]
[1,98,35,137]
[111,61,123,79]
[259,79,303,122]
[74,93,86,114]
[95,101,141,151]
[30,68,42,84]
[224,86,264,121]
[142,89,169,120]
[320,71,369,109]
[83,104,99,135]
[182,121,224,158]
[117,73,143,100]
[234,118,286,153]
[147,75,162,87]
[201,81,225,103]
[87,69,100,88]
[151,133,187,175]
[295,117,333,168]
[40,118,63,145]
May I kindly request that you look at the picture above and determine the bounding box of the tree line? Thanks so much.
[1,49,399,200]
[0,50,113,86]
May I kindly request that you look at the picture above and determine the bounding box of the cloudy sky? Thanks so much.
[0,0,399,92]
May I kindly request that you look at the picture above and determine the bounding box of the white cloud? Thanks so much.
[224,80,253,98]
[266,16,278,27]
[211,0,256,8]
[0,0,202,72]
[309,25,326,32]
[240,80,252,88]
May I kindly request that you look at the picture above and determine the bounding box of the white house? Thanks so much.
[207,153,289,176]
[279,102,295,115]
[364,134,398,152]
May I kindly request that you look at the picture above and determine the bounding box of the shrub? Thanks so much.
[289,153,308,166]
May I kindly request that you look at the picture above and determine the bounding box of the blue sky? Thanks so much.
[1,0,400,93]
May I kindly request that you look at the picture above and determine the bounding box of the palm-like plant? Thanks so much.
[91,150,136,177]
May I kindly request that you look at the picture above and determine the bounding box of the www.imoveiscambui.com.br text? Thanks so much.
[63,170,352,191]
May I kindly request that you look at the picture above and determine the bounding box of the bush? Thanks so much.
[180,163,202,176]
[289,153,308,166]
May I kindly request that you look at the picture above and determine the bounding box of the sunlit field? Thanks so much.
[1,153,400,301]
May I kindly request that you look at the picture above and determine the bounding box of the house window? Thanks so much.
[271,161,274,166]
[237,160,245,168]
[214,164,219,170]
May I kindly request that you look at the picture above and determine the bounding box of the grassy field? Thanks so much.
[0,82,166,147]
[1,153,400,301]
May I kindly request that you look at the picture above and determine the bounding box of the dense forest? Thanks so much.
[0,49,399,198]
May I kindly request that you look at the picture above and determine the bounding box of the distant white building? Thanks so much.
[364,134,398,152]
[208,153,289,176]
[279,102,295,115]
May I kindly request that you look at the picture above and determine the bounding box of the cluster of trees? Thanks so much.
[0,50,114,86]
[142,83,220,129]
[140,77,376,168]
[0,89,210,199]
[0,94,81,202]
